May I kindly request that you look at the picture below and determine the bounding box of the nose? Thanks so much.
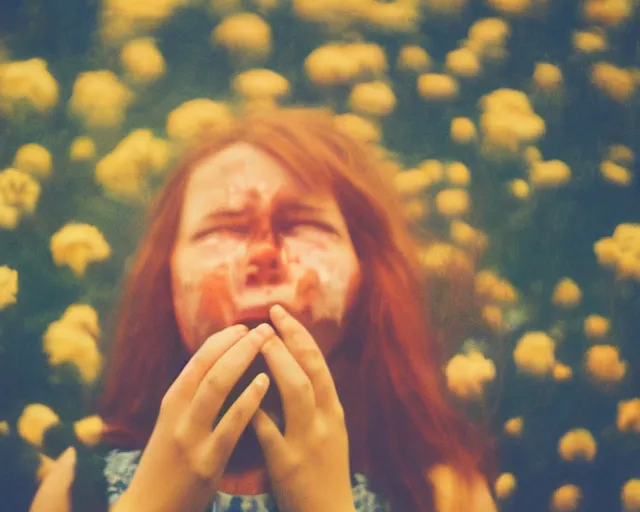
[245,235,286,286]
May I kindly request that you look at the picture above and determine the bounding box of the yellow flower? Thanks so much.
[212,12,272,62]
[397,45,431,72]
[445,350,496,400]
[553,363,573,381]
[529,159,572,188]
[0,266,18,309]
[450,117,477,144]
[166,99,233,144]
[417,73,459,101]
[50,223,111,277]
[419,243,473,278]
[617,398,640,433]
[495,473,517,500]
[43,321,103,383]
[584,314,610,339]
[479,88,545,158]
[600,160,633,186]
[0,200,20,229]
[61,304,101,338]
[362,1,420,33]
[233,69,290,101]
[69,70,134,128]
[584,344,626,384]
[334,113,381,143]
[348,81,396,117]
[513,331,556,377]
[550,484,582,511]
[120,38,166,84]
[95,149,146,199]
[95,129,172,199]
[69,136,96,162]
[0,58,59,114]
[435,188,471,217]
[621,479,640,512]
[344,43,388,77]
[394,168,431,196]
[504,417,523,436]
[74,415,105,446]
[510,179,530,199]
[558,428,597,462]
[13,143,53,179]
[17,404,60,447]
[304,44,360,86]
[0,168,41,214]
[551,278,582,309]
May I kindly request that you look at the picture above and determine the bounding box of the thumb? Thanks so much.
[251,408,285,457]
[58,446,77,465]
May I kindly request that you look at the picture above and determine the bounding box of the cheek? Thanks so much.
[293,243,359,292]
[287,239,361,315]
[171,247,241,352]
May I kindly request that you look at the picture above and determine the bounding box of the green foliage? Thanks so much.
[0,0,639,511]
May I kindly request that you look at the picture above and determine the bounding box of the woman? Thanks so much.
[31,108,497,511]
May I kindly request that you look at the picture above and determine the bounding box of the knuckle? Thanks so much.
[212,427,236,455]
[223,401,246,426]
[189,353,207,373]
[298,345,316,359]
[159,391,179,417]
[223,390,257,428]
[306,354,325,374]
[172,418,192,448]
[203,369,223,390]
[314,417,330,438]
[294,377,314,396]
[333,402,346,423]
[189,451,216,481]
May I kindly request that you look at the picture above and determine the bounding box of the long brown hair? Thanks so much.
[97,107,496,511]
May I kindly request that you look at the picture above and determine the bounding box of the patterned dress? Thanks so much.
[103,449,391,512]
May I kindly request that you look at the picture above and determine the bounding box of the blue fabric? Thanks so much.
[104,449,391,512]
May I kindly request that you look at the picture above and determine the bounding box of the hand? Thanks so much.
[116,324,275,512]
[251,305,355,512]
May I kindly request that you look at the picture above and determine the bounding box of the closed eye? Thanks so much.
[285,220,336,233]
[192,224,249,239]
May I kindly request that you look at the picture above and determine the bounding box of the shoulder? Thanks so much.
[352,473,391,511]
[103,449,142,505]
[30,448,77,512]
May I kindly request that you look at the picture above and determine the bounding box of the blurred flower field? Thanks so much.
[0,0,639,510]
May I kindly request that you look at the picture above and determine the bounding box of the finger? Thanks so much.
[188,324,275,429]
[260,334,316,432]
[201,372,271,471]
[251,408,287,462]
[269,305,339,409]
[166,325,249,404]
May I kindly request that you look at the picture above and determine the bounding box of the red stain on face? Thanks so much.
[172,143,361,356]
[195,269,231,325]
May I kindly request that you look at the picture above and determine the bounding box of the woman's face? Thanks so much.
[171,142,361,356]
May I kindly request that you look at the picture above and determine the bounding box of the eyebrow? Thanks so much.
[199,200,327,224]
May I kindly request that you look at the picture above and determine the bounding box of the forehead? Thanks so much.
[181,143,335,217]
[187,143,296,194]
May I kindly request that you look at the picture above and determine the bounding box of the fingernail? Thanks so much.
[255,323,274,337]
[235,324,250,334]
[59,446,76,463]
[270,304,286,318]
